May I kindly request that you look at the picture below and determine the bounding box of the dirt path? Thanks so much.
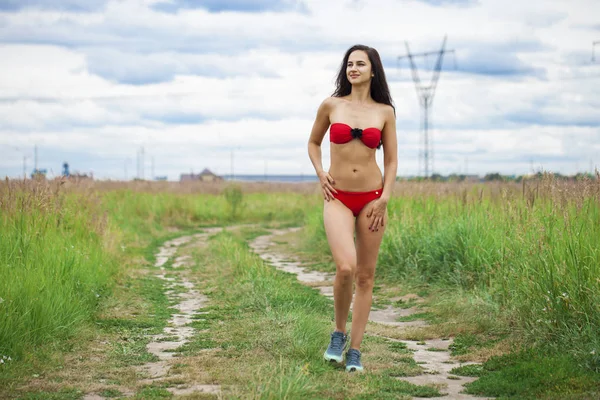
[249,228,493,400]
[85,228,223,400]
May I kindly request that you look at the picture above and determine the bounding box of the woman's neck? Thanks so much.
[349,83,372,104]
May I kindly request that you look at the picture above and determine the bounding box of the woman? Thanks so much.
[307,44,398,372]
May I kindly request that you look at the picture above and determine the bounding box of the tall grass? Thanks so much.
[0,179,319,361]
[101,189,315,242]
[304,175,600,359]
[0,180,119,359]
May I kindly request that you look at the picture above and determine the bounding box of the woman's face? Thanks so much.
[346,50,372,85]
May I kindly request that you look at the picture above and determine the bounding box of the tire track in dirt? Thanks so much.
[85,229,223,400]
[249,228,493,400]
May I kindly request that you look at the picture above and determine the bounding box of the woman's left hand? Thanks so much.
[366,198,388,232]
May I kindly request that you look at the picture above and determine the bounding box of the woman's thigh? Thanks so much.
[323,200,357,268]
[355,201,387,272]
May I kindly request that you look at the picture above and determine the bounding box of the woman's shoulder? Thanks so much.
[377,102,395,118]
[322,96,345,107]
[318,96,344,112]
[375,101,394,111]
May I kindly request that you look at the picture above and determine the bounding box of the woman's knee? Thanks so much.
[336,261,355,281]
[355,270,375,290]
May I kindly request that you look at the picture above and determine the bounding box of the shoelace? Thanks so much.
[347,350,361,366]
[330,332,346,352]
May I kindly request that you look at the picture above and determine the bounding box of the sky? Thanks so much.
[0,0,599,180]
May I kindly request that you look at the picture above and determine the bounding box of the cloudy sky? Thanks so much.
[0,0,599,180]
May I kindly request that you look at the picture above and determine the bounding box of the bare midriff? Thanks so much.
[329,141,383,192]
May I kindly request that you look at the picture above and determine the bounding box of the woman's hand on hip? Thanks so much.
[366,198,387,232]
[318,171,337,201]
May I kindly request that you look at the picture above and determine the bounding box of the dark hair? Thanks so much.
[332,44,395,113]
[332,44,395,149]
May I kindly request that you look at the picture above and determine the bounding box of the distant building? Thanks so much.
[464,174,481,182]
[180,168,222,182]
[31,168,47,179]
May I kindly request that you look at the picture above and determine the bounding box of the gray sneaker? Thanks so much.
[323,331,347,363]
[345,348,364,372]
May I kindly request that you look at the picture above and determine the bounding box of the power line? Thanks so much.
[398,35,456,178]
[4,145,30,179]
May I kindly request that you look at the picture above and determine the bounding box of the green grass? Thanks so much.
[302,178,600,361]
[450,364,486,377]
[396,312,433,322]
[448,333,504,356]
[182,230,441,398]
[460,350,600,399]
[0,181,315,367]
[18,388,83,400]
[134,385,173,399]
[0,181,119,360]
[99,388,123,398]
[4,177,600,399]
[300,177,600,398]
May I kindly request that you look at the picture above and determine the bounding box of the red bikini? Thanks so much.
[328,122,383,217]
[329,123,382,149]
[331,188,383,217]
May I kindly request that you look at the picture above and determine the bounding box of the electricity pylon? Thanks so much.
[398,36,455,178]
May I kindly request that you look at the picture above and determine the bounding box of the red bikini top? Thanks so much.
[330,123,382,149]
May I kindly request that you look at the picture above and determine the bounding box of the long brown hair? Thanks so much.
[332,44,395,113]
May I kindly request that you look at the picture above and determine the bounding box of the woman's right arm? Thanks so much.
[308,97,337,201]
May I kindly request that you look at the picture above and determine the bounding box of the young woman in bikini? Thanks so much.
[307,44,398,372]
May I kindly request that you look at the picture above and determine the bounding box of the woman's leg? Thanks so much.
[323,199,356,333]
[349,201,387,349]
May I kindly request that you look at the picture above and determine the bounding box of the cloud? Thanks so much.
[152,0,308,13]
[455,50,546,78]
[0,3,328,55]
[506,110,600,127]
[411,0,477,7]
[0,0,107,12]
[83,47,285,84]
[1,0,600,179]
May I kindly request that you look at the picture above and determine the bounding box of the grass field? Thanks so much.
[1,175,599,398]
[305,176,600,361]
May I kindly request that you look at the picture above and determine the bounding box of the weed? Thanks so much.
[464,350,600,398]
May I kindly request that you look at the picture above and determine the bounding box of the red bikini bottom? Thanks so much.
[331,188,383,217]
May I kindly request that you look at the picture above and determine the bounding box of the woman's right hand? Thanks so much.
[318,171,337,201]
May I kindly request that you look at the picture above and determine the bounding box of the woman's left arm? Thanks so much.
[367,105,397,231]
[379,105,398,203]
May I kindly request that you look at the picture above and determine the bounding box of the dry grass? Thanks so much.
[57,177,320,195]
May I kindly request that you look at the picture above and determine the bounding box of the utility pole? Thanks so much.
[398,36,456,178]
[34,144,38,172]
[264,160,268,181]
[593,40,600,62]
[11,146,28,179]
[124,158,131,181]
[530,159,534,175]
[140,146,145,180]
[230,149,234,180]
[151,156,155,181]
